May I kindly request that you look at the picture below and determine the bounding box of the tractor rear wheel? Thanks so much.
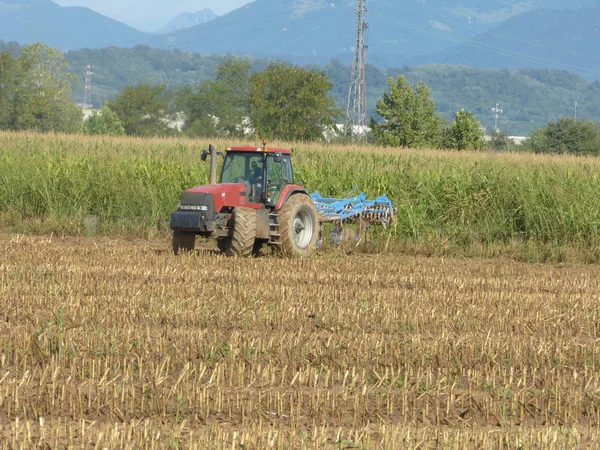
[224,207,256,257]
[172,231,195,255]
[278,194,320,256]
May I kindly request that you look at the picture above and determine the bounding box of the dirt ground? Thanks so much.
[1,233,599,449]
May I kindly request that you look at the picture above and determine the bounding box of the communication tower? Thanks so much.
[491,103,503,131]
[345,0,368,140]
[84,65,94,107]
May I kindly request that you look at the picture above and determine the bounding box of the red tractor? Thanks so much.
[170,144,320,256]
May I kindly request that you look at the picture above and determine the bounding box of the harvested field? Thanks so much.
[1,233,600,448]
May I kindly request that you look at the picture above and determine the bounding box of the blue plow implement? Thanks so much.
[310,192,396,246]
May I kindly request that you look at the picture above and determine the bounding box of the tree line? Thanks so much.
[2,43,600,156]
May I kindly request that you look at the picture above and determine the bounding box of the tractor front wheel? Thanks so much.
[278,194,320,256]
[223,207,257,257]
[172,231,195,255]
[216,237,231,254]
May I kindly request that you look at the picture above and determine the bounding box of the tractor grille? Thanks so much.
[170,211,206,230]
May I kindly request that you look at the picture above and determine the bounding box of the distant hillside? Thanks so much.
[65,46,271,106]
[157,9,217,34]
[0,0,147,50]
[144,0,600,69]
[60,45,600,135]
[435,7,600,80]
[2,0,600,79]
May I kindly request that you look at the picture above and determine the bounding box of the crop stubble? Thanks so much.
[1,233,600,448]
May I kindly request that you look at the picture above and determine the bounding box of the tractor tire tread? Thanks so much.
[228,207,257,257]
[278,194,319,257]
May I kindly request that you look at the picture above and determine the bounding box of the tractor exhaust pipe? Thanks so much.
[209,144,217,185]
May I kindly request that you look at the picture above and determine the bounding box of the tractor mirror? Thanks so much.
[201,150,208,161]
[273,152,283,163]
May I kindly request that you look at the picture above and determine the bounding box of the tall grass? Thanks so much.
[2,131,600,261]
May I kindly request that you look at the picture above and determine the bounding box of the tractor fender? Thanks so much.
[275,185,310,211]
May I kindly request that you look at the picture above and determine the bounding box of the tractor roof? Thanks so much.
[226,146,292,155]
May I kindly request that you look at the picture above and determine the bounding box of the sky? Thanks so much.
[53,0,252,31]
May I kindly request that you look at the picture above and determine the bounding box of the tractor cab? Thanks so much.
[219,147,294,206]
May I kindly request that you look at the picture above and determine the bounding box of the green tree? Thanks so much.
[444,109,486,151]
[0,52,19,128]
[488,130,512,152]
[249,62,340,141]
[180,57,251,138]
[106,83,169,136]
[83,106,125,136]
[370,76,445,148]
[526,118,600,156]
[0,43,81,133]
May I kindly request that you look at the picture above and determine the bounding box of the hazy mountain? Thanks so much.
[146,0,600,66]
[430,7,600,80]
[157,9,218,34]
[0,0,147,50]
[2,0,600,79]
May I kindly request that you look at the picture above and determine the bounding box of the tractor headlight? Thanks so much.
[179,205,209,211]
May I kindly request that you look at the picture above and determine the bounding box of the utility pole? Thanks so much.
[345,0,368,141]
[574,101,578,120]
[84,65,94,107]
[491,103,503,131]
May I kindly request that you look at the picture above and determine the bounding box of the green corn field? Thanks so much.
[1,131,600,262]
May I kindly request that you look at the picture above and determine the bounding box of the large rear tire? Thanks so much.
[172,231,195,255]
[225,207,256,257]
[278,194,320,256]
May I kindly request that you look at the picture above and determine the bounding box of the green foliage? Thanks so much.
[0,43,82,133]
[525,118,600,156]
[65,46,269,108]
[371,76,446,148]
[179,57,251,137]
[488,130,513,152]
[57,44,600,136]
[105,83,170,137]
[444,109,486,151]
[83,106,125,136]
[249,62,340,141]
[4,134,600,262]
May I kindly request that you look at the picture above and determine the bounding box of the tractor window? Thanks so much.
[266,154,293,205]
[220,153,246,184]
[220,152,264,202]
[221,153,263,184]
[220,152,293,204]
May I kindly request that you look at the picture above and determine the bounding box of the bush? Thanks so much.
[444,109,486,151]
[83,106,125,136]
[488,130,511,152]
[526,118,600,156]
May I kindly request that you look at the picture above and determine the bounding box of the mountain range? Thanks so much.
[156,9,217,34]
[0,0,146,49]
[1,0,599,79]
